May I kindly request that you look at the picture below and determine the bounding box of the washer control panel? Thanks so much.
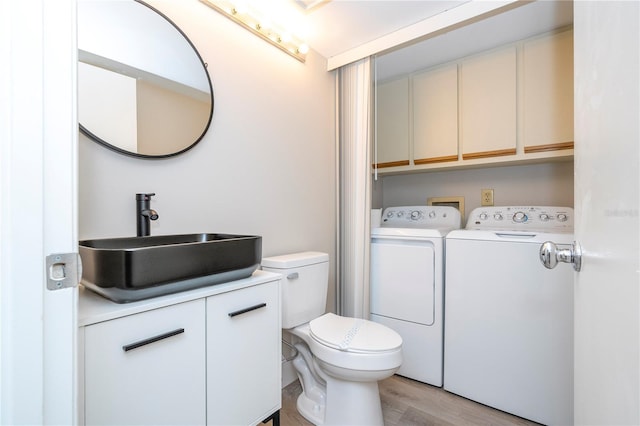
[381,205,461,229]
[467,206,573,231]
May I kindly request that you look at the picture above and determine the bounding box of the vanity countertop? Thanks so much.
[78,270,282,327]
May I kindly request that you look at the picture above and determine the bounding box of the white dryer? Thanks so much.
[444,206,574,426]
[370,205,461,386]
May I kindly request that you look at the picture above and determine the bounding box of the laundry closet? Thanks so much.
[369,1,575,425]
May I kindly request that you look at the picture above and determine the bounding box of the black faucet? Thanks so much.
[136,193,159,237]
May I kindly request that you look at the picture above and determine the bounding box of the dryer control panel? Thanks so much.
[466,206,573,231]
[381,205,461,229]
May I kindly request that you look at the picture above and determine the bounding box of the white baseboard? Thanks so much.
[282,359,297,388]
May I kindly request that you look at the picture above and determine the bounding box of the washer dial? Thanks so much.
[513,212,528,223]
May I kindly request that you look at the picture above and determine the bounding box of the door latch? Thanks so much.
[46,253,82,290]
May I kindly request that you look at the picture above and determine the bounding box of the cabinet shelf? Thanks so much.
[374,148,573,176]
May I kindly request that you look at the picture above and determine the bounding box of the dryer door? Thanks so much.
[370,237,435,325]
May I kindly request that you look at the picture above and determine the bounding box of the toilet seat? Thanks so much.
[310,313,402,353]
[297,313,402,372]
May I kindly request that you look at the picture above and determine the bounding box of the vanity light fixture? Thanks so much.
[199,0,309,63]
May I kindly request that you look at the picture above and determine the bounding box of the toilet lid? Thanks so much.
[309,313,402,353]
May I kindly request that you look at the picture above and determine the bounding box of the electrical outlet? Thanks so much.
[481,189,494,206]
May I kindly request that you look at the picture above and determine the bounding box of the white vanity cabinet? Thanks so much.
[206,280,281,426]
[79,271,282,426]
[83,300,207,425]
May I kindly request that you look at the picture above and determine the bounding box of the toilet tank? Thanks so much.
[261,251,329,329]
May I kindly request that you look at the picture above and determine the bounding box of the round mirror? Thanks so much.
[78,0,213,158]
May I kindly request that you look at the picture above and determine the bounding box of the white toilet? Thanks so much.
[261,251,402,426]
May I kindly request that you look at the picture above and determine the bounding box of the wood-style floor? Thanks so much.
[277,375,539,426]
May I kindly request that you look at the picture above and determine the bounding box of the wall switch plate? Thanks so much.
[481,189,494,206]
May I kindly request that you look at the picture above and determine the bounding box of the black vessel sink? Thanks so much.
[79,233,262,303]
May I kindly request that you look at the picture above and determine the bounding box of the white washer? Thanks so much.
[370,205,461,386]
[444,206,574,426]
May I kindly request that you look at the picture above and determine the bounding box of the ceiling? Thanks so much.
[289,0,572,77]
[291,0,469,59]
[243,0,573,73]
[375,0,574,80]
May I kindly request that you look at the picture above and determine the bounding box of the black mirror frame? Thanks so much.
[79,0,214,159]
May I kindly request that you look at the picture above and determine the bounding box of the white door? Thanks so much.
[0,0,78,424]
[573,2,639,424]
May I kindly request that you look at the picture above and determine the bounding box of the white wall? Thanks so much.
[78,1,337,303]
[376,161,574,226]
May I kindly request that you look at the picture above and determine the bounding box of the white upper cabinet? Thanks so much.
[459,46,517,160]
[375,77,410,168]
[412,64,459,165]
[373,29,574,175]
[522,29,574,152]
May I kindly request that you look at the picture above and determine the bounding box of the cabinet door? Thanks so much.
[207,281,281,426]
[413,64,458,164]
[460,47,517,159]
[375,77,410,168]
[84,299,206,426]
[523,30,574,152]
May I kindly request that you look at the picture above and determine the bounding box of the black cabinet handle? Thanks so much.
[122,328,185,352]
[228,303,267,318]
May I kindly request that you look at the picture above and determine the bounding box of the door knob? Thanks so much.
[540,241,582,272]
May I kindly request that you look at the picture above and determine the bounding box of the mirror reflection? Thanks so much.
[78,0,213,158]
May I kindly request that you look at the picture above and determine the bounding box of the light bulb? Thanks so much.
[232,2,247,14]
[259,18,272,31]
[280,32,292,43]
